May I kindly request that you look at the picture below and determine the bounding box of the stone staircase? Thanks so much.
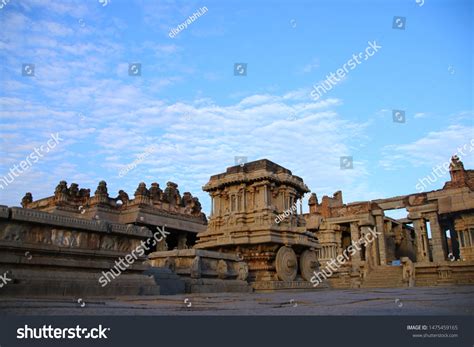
[360,266,406,288]
[144,267,186,295]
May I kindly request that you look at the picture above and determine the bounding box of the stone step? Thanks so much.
[144,267,186,295]
[362,279,403,283]
[362,280,404,284]
[360,266,405,288]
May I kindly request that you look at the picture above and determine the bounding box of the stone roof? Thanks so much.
[203,159,309,193]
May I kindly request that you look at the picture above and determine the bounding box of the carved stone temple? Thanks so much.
[193,159,320,290]
[0,156,473,297]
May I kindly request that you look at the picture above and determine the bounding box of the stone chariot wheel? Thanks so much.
[299,250,319,281]
[275,246,298,281]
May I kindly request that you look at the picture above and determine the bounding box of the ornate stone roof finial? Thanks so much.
[54,181,68,197]
[69,183,79,198]
[21,192,33,208]
[95,181,108,196]
[117,190,130,204]
[450,155,464,171]
[135,182,149,197]
[308,193,318,206]
[163,181,181,205]
[149,182,162,201]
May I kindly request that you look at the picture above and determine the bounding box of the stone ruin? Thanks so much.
[21,180,207,253]
[193,159,320,290]
[1,156,473,297]
[304,155,474,288]
[0,205,158,296]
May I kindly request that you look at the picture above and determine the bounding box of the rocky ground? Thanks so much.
[1,285,473,315]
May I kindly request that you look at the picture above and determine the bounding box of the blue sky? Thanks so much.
[0,0,472,218]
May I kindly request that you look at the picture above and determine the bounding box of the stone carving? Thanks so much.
[198,159,318,285]
[69,183,79,199]
[33,227,51,244]
[177,233,188,249]
[192,197,202,215]
[299,250,319,281]
[237,262,249,281]
[450,155,464,170]
[444,155,473,189]
[156,237,168,251]
[401,257,415,287]
[181,193,204,217]
[182,192,193,210]
[87,233,101,249]
[117,190,130,204]
[135,182,149,197]
[117,237,130,252]
[217,259,228,279]
[51,229,80,247]
[91,181,109,205]
[134,183,150,205]
[21,193,33,208]
[54,181,69,197]
[149,183,163,201]
[67,231,79,247]
[95,181,108,196]
[101,235,115,250]
[22,178,208,251]
[1,224,25,241]
[164,257,176,272]
[308,192,318,209]
[275,246,298,281]
[163,181,181,206]
[190,255,202,278]
[79,188,91,199]
[51,229,65,246]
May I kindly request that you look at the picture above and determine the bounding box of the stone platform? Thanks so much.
[148,249,251,293]
[252,280,327,292]
[0,205,159,297]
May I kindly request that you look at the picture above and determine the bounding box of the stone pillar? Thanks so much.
[177,233,188,249]
[412,218,428,263]
[360,226,376,270]
[427,212,447,263]
[350,222,361,269]
[448,219,460,260]
[422,232,430,260]
[264,185,268,207]
[375,215,386,265]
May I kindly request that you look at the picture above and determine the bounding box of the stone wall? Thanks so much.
[148,249,251,293]
[415,262,474,287]
[0,205,159,297]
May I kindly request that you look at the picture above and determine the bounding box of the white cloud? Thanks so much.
[379,125,474,171]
